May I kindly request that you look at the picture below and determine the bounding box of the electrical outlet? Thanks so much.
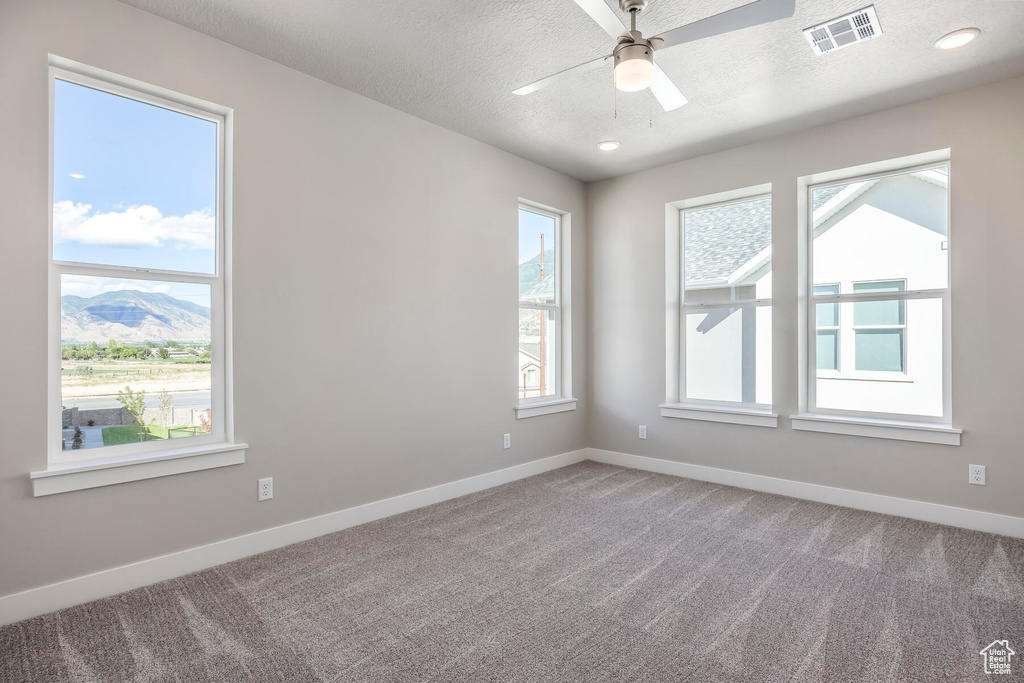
[969,465,985,486]
[639,425,647,440]
[258,477,273,501]
[503,433,511,450]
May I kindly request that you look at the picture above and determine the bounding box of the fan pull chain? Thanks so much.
[649,88,653,129]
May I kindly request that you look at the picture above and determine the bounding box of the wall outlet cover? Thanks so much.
[258,477,273,501]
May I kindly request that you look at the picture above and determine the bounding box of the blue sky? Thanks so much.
[54,79,217,302]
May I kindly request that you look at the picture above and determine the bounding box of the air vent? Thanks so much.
[803,6,881,55]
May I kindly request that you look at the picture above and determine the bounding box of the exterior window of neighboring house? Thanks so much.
[853,280,906,372]
[678,192,773,410]
[38,58,243,495]
[814,284,840,371]
[516,202,575,418]
[805,160,950,423]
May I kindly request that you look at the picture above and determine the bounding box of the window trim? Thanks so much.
[40,56,244,489]
[796,150,955,439]
[665,184,774,423]
[515,200,575,418]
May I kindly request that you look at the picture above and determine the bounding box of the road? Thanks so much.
[64,391,212,411]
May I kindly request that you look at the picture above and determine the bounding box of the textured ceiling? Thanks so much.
[116,0,1024,181]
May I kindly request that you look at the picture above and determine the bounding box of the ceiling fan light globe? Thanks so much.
[614,55,654,92]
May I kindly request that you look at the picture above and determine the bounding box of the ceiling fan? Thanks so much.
[514,0,796,111]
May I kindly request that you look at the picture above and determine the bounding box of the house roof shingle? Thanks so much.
[684,196,772,284]
[683,185,852,285]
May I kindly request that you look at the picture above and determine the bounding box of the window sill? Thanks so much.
[30,442,248,496]
[515,398,577,420]
[790,413,960,446]
[816,373,915,384]
[660,404,778,428]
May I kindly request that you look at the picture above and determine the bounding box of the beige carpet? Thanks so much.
[3,461,1023,682]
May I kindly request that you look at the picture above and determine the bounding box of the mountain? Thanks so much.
[61,290,211,344]
[518,249,555,299]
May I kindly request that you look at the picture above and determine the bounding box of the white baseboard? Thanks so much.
[0,449,588,628]
[586,448,1024,539]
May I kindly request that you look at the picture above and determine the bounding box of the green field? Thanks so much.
[101,424,204,446]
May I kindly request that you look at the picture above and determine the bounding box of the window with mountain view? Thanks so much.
[518,206,559,402]
[51,69,227,461]
[680,194,773,408]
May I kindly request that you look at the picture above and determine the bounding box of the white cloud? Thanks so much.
[61,275,173,299]
[53,201,215,250]
[69,173,86,179]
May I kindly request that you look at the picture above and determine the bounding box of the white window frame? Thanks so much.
[793,150,960,445]
[515,200,576,419]
[662,184,778,428]
[32,56,246,496]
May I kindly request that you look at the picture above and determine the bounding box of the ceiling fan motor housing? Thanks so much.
[613,38,654,69]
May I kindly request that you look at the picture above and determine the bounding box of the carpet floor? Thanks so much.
[2,461,1023,682]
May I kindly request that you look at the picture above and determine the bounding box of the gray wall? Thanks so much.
[62,407,133,429]
[0,0,587,596]
[587,75,1024,520]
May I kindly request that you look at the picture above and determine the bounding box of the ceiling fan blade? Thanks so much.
[653,0,795,50]
[571,0,630,39]
[513,54,612,96]
[650,65,688,111]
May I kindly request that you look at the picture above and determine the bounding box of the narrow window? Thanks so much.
[518,206,559,400]
[516,203,575,418]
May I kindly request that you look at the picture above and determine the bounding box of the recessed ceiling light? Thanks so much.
[935,28,979,50]
[597,140,620,152]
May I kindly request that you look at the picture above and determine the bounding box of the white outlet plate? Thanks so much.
[969,465,985,486]
[503,434,511,450]
[258,477,273,501]
[639,425,647,440]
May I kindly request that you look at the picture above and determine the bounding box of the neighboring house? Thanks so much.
[519,345,541,398]
[686,170,947,416]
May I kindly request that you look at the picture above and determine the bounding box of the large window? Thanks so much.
[804,160,950,423]
[666,188,773,422]
[516,203,575,418]
[43,60,241,489]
